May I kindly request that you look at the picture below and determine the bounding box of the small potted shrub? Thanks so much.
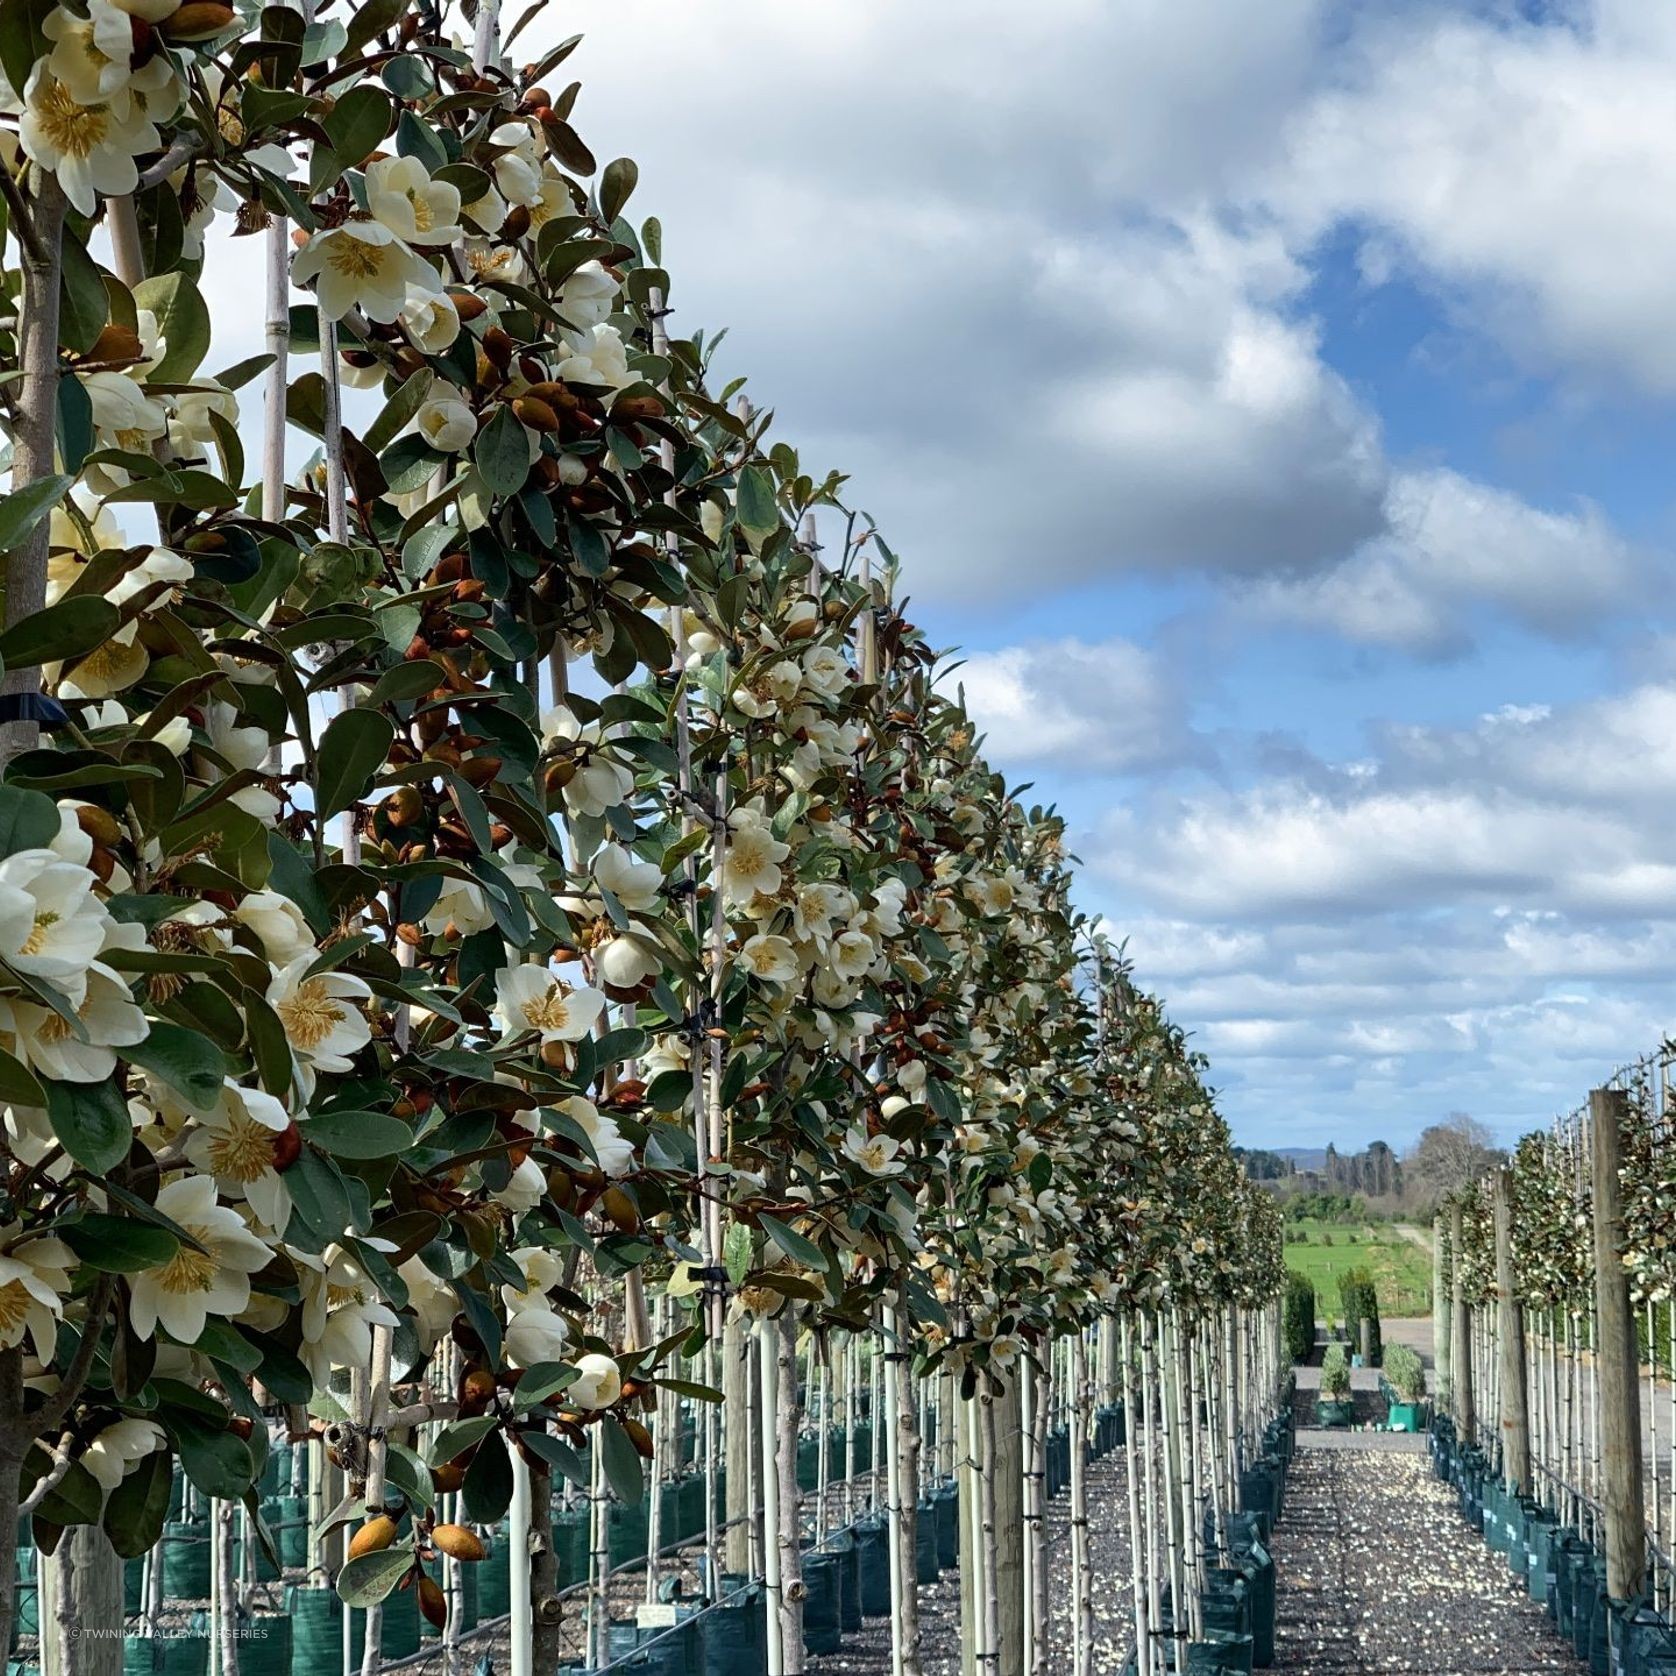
[1315,1342,1355,1427]
[1382,1344,1428,1432]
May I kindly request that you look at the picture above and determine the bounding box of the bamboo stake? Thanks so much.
[1120,1315,1154,1676]
[775,1313,806,1676]
[1069,1333,1093,1676]
[760,1318,785,1676]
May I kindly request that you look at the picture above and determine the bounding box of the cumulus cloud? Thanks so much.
[1246,467,1645,654]
[517,1,1388,597]
[1270,1,1676,392]
[1084,676,1676,1144]
[954,636,1203,774]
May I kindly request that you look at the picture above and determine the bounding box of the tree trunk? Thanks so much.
[41,1522,123,1676]
[2,174,67,767]
[1450,1201,1476,1447]
[527,1458,561,1676]
[775,1313,805,1675]
[992,1371,1024,1676]
[724,1315,752,1575]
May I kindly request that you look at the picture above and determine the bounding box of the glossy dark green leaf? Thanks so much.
[315,707,394,820]
[0,473,70,554]
[599,157,638,224]
[124,1021,227,1108]
[0,596,119,671]
[60,1215,179,1273]
[598,1416,645,1506]
[298,1109,411,1159]
[44,1076,131,1173]
[104,1449,172,1558]
[461,1427,513,1523]
[135,272,211,382]
[474,406,530,498]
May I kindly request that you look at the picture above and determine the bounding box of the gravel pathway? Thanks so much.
[1270,1448,1584,1675]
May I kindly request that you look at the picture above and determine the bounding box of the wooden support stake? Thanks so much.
[1492,1166,1531,1494]
[1589,1087,1648,1601]
[1450,1201,1476,1448]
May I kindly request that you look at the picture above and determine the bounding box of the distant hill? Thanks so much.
[1274,1146,1328,1170]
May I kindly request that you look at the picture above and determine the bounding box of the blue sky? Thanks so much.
[516,0,1676,1154]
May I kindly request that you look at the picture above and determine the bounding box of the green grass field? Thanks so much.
[1284,1220,1433,1321]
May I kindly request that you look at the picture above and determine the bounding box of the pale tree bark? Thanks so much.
[41,1521,123,1676]
[1,173,67,768]
[775,1314,805,1675]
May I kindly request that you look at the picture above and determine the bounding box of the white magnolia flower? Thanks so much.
[842,1125,905,1177]
[81,371,167,456]
[462,184,508,234]
[46,0,171,102]
[493,1156,545,1215]
[555,323,633,390]
[182,1081,295,1231]
[568,1351,622,1410]
[829,928,877,982]
[291,223,432,324]
[557,261,618,329]
[0,849,111,996]
[128,1175,273,1343]
[592,844,662,912]
[19,65,163,215]
[400,285,460,353]
[596,935,659,989]
[739,934,798,987]
[3,951,148,1084]
[82,1418,166,1492]
[365,155,463,246]
[167,381,239,456]
[232,891,313,963]
[502,1247,565,1314]
[415,394,476,453]
[556,1096,634,1178]
[493,967,607,1044]
[298,1244,400,1378]
[0,1231,74,1358]
[488,121,544,206]
[266,956,372,1076]
[801,644,849,698]
[398,1255,456,1347]
[424,875,495,938]
[505,1307,570,1369]
[722,811,789,905]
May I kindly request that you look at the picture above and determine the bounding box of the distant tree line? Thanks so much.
[1242,1112,1505,1218]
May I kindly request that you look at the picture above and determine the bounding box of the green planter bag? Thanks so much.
[162,1525,211,1602]
[854,1516,891,1616]
[1313,1398,1355,1428]
[700,1579,766,1676]
[122,1636,207,1676]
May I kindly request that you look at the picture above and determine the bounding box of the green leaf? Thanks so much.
[134,273,212,383]
[123,1021,227,1108]
[0,0,54,103]
[167,1409,256,1499]
[474,406,530,498]
[364,370,434,455]
[340,0,404,55]
[56,372,93,475]
[521,1430,588,1489]
[57,230,109,357]
[366,659,443,706]
[60,1215,179,1273]
[0,1043,42,1107]
[323,84,393,171]
[758,1212,827,1272]
[599,157,639,224]
[461,1427,513,1522]
[248,1331,314,1405]
[299,1109,411,1159]
[0,784,60,858]
[510,1362,576,1409]
[598,1416,645,1506]
[285,1150,353,1250]
[0,596,119,671]
[736,464,778,536]
[31,1458,102,1529]
[315,707,395,820]
[430,1414,497,1465]
[104,1449,172,1558]
[44,1076,131,1173]
[336,1544,414,1607]
[0,473,71,554]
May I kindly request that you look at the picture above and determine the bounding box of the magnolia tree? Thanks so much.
[0,0,1281,1666]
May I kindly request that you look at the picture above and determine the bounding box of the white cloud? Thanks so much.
[1271,2,1676,392]
[1248,467,1644,653]
[955,636,1200,774]
[519,1,1387,598]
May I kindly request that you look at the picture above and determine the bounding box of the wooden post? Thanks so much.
[992,1372,1025,1676]
[1590,1087,1648,1601]
[1433,1215,1451,1411]
[1492,1166,1531,1494]
[40,1524,122,1676]
[1450,1202,1476,1447]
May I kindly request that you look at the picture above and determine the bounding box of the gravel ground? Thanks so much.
[1270,1448,1585,1675]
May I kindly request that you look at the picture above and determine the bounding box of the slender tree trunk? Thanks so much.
[42,1521,123,1676]
[775,1313,805,1675]
[724,1316,751,1575]
[2,174,67,767]
[992,1370,1024,1676]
